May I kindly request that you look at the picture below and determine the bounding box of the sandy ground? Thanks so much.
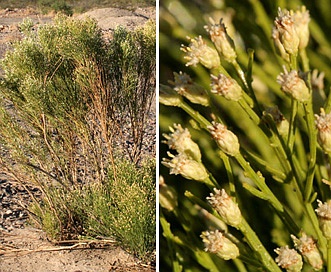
[0,228,152,272]
[0,6,156,272]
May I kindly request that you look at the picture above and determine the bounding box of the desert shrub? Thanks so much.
[108,20,156,164]
[160,1,331,271]
[30,157,156,260]
[0,14,155,261]
[84,158,156,260]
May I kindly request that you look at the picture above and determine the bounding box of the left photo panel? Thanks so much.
[0,1,156,271]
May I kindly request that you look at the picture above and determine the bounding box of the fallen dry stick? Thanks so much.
[0,239,116,257]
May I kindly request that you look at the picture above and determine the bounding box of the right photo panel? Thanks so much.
[159,1,331,271]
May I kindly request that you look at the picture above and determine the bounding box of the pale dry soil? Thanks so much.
[0,6,156,272]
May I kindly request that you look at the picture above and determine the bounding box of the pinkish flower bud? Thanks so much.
[277,66,310,102]
[208,121,240,156]
[159,176,178,212]
[292,6,310,50]
[274,246,303,272]
[181,36,220,69]
[163,124,201,162]
[159,84,183,107]
[204,18,237,63]
[170,71,209,106]
[201,229,239,260]
[162,152,209,182]
[315,199,331,240]
[291,232,323,270]
[273,8,300,57]
[210,74,242,101]
[207,188,242,227]
[315,109,331,154]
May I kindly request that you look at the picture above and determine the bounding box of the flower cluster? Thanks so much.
[181,36,220,69]
[276,66,310,102]
[315,199,331,240]
[163,123,201,162]
[315,109,331,154]
[169,71,209,106]
[208,121,240,156]
[210,73,243,101]
[200,229,239,260]
[291,232,323,270]
[207,188,242,227]
[204,18,237,63]
[272,6,310,60]
[274,246,303,272]
[162,152,208,182]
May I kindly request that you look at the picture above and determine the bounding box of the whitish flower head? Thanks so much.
[264,106,289,138]
[315,108,331,153]
[162,152,209,182]
[163,124,201,162]
[291,232,323,270]
[170,71,209,106]
[159,176,178,212]
[159,84,183,107]
[275,246,303,272]
[210,74,242,101]
[204,18,237,63]
[292,6,310,49]
[315,199,331,239]
[277,66,310,102]
[273,8,300,57]
[207,188,242,227]
[208,122,240,156]
[201,230,239,260]
[181,36,220,69]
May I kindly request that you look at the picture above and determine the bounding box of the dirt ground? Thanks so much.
[0,227,153,272]
[0,6,156,272]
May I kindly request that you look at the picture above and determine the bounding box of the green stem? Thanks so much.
[303,101,317,202]
[179,101,211,129]
[219,152,236,197]
[289,53,298,70]
[287,99,298,152]
[203,176,218,189]
[232,60,262,115]
[325,87,331,113]
[239,218,282,272]
[299,48,310,72]
[233,259,248,272]
[235,153,300,234]
[305,204,327,260]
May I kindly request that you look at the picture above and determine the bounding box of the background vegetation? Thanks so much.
[0,0,155,13]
